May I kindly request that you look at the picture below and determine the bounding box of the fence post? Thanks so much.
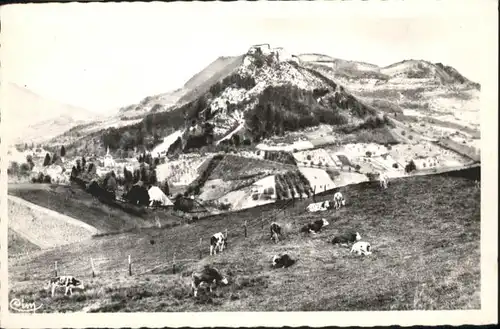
[244,220,247,238]
[313,186,316,202]
[172,252,176,274]
[199,238,202,260]
[225,228,228,239]
[128,255,132,276]
[91,257,96,278]
[54,261,58,277]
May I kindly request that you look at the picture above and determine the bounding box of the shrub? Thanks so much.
[409,135,414,140]
[401,130,406,136]
[365,151,372,157]
[392,163,399,169]
[306,155,312,160]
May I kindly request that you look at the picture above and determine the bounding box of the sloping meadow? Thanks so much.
[9,169,480,312]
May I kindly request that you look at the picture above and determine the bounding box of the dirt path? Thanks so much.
[8,195,100,249]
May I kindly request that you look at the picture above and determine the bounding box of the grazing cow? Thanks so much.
[270,222,282,243]
[191,266,229,297]
[333,192,346,210]
[379,173,389,189]
[272,254,296,268]
[47,276,85,297]
[351,241,372,256]
[300,218,329,234]
[210,232,227,256]
[306,200,331,213]
[331,232,362,246]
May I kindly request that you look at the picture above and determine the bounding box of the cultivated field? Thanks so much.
[8,169,480,312]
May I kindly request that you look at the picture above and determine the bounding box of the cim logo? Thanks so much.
[9,298,43,313]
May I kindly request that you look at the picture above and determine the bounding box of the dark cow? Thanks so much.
[47,275,85,297]
[300,218,329,234]
[331,232,362,246]
[191,266,229,297]
[271,254,296,268]
[210,232,227,255]
[270,222,282,243]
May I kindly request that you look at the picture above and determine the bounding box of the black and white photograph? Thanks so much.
[0,0,497,327]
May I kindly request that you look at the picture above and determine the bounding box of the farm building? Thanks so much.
[148,186,173,207]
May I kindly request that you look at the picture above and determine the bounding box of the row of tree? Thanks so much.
[42,145,66,166]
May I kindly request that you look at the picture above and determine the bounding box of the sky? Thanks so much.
[1,1,496,114]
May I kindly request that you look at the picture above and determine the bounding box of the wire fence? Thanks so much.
[40,193,332,281]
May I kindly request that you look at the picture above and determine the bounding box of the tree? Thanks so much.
[82,157,87,171]
[43,153,51,166]
[106,175,117,193]
[162,180,170,196]
[123,166,133,184]
[405,160,417,174]
[60,145,66,157]
[71,166,78,178]
[26,155,35,170]
[76,159,82,173]
[51,153,59,164]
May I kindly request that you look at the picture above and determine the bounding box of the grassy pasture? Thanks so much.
[8,170,480,312]
[8,183,181,234]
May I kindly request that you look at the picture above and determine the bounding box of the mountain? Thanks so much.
[43,45,480,212]
[1,83,100,145]
[299,55,481,134]
[116,55,245,120]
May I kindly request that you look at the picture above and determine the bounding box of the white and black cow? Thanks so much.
[47,275,85,297]
[271,254,296,268]
[379,172,389,189]
[306,200,331,213]
[210,232,227,256]
[333,192,346,210]
[351,241,372,256]
[300,218,329,234]
[191,266,229,297]
[331,232,362,246]
[270,222,282,243]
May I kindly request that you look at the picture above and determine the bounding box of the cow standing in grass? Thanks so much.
[47,276,85,297]
[333,192,346,210]
[191,266,229,297]
[272,254,296,268]
[210,232,227,256]
[379,173,389,189]
[300,218,329,234]
[270,222,282,243]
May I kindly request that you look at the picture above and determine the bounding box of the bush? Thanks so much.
[365,151,372,157]
[392,163,399,169]
[401,130,406,136]
[409,135,414,140]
